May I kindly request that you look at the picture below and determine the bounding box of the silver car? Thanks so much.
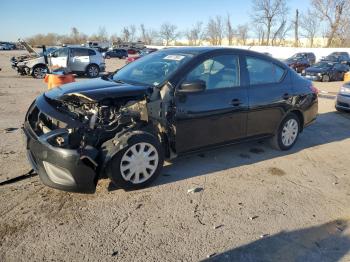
[12,41,105,79]
[336,82,350,112]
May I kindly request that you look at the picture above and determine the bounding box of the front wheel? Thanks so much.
[106,132,164,189]
[322,74,330,82]
[86,64,100,78]
[32,65,47,79]
[270,113,300,151]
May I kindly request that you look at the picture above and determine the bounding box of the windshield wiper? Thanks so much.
[113,79,126,84]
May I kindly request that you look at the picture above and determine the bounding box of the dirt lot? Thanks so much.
[0,50,350,262]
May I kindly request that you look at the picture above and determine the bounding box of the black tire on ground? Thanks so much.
[86,64,100,78]
[32,65,47,79]
[322,74,330,82]
[106,132,164,189]
[270,113,300,151]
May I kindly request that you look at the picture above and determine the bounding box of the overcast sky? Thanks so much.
[1,0,310,41]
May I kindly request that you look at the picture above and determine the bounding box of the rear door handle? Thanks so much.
[282,93,290,100]
[231,98,241,106]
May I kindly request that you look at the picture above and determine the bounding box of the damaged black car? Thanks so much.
[23,47,318,193]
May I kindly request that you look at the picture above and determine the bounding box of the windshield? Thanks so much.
[313,62,332,69]
[112,51,193,86]
[291,53,305,59]
[324,56,340,62]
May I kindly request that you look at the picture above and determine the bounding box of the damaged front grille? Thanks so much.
[27,105,67,136]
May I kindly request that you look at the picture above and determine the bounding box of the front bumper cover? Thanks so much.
[23,98,98,193]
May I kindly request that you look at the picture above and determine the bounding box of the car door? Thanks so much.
[69,48,91,72]
[49,48,68,70]
[244,55,292,137]
[174,54,248,153]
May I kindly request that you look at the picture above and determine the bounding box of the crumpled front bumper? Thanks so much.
[23,98,98,193]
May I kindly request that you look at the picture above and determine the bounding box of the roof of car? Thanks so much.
[157,46,274,57]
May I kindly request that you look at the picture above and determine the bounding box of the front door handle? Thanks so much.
[282,93,290,100]
[231,98,241,106]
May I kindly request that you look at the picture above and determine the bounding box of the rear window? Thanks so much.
[246,56,285,85]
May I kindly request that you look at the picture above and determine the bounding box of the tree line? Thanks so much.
[25,0,350,48]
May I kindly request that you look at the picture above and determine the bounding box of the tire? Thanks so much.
[270,113,300,151]
[106,55,111,59]
[32,65,47,79]
[106,132,164,189]
[86,64,100,78]
[322,74,330,82]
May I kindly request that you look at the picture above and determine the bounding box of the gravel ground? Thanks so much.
[0,50,350,262]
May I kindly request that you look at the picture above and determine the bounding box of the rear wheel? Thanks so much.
[322,74,330,82]
[106,132,164,189]
[32,65,47,79]
[270,113,300,151]
[86,64,100,78]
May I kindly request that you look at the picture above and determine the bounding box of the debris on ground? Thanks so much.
[207,253,216,258]
[249,216,259,220]
[213,225,224,229]
[260,234,270,238]
[187,187,203,194]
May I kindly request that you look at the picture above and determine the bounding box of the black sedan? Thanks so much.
[103,49,128,59]
[23,47,318,193]
[304,62,349,82]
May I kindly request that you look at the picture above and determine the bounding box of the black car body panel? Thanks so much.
[23,47,318,193]
[45,78,152,103]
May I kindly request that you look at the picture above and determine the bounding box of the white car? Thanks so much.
[11,40,106,79]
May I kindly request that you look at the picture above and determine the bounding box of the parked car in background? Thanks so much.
[23,47,318,193]
[336,82,350,112]
[329,52,350,58]
[125,48,158,64]
[304,61,349,82]
[288,52,316,65]
[103,49,128,59]
[284,55,310,74]
[127,48,138,54]
[11,42,105,78]
[321,54,350,65]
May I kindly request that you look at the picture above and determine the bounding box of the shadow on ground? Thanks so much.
[148,110,350,187]
[204,219,350,262]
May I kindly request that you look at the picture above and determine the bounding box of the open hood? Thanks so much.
[44,78,152,104]
[18,38,39,57]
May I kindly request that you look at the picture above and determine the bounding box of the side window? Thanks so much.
[246,56,285,85]
[71,48,90,57]
[185,55,240,90]
[53,48,68,58]
[88,49,96,56]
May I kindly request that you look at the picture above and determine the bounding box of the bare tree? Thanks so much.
[251,0,289,45]
[159,22,178,46]
[293,9,299,47]
[300,9,319,47]
[185,22,203,45]
[226,14,235,45]
[271,19,290,45]
[129,25,137,42]
[236,24,249,45]
[122,27,130,42]
[206,16,224,45]
[311,0,350,47]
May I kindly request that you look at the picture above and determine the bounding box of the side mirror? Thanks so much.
[179,80,206,93]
